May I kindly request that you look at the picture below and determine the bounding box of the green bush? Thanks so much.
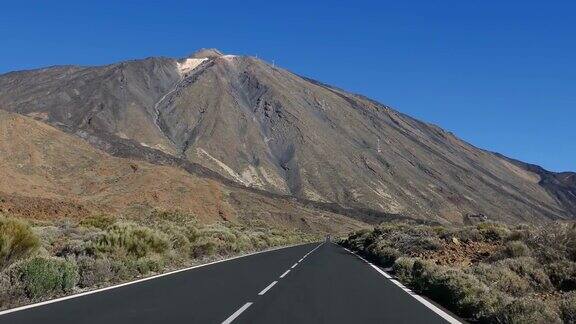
[134,256,163,275]
[0,213,316,310]
[411,236,443,252]
[92,223,169,258]
[471,263,532,297]
[411,260,499,319]
[340,221,576,323]
[0,217,40,268]
[505,241,531,258]
[18,257,78,298]
[477,222,511,241]
[492,297,561,324]
[452,227,483,243]
[374,247,401,267]
[79,214,115,230]
[393,257,416,283]
[498,258,553,292]
[191,237,219,258]
[507,225,532,242]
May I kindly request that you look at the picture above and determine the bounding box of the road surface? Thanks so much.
[0,242,460,324]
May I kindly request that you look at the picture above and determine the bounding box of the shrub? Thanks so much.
[471,263,532,297]
[191,237,219,258]
[559,292,576,323]
[339,221,576,323]
[452,227,483,243]
[18,257,78,298]
[411,259,509,319]
[507,225,532,242]
[134,256,163,275]
[410,259,439,292]
[393,257,416,283]
[374,247,401,267]
[345,229,372,251]
[499,258,553,292]
[110,259,138,281]
[505,241,531,258]
[477,222,511,241]
[415,236,443,251]
[0,217,40,268]
[493,297,561,324]
[79,214,115,230]
[92,223,169,258]
[547,260,576,292]
[77,256,113,288]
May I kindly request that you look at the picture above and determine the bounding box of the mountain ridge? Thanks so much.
[0,49,574,224]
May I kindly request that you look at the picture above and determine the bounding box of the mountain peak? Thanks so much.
[191,48,224,59]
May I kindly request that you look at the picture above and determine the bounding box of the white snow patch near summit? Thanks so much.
[177,58,207,75]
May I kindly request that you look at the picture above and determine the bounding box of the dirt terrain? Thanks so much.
[0,110,363,234]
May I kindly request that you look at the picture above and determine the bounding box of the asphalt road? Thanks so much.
[0,242,459,324]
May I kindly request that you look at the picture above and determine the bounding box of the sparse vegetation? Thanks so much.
[0,217,40,269]
[17,257,79,298]
[340,221,576,323]
[0,211,317,310]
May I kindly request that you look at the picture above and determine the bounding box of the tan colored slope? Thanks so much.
[0,110,363,233]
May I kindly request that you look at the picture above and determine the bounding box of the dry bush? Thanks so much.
[497,257,553,293]
[76,256,113,288]
[0,217,40,269]
[504,241,531,258]
[374,247,401,267]
[79,214,115,230]
[547,260,576,292]
[471,263,532,297]
[341,220,576,323]
[91,223,169,258]
[492,297,561,324]
[0,213,317,310]
[559,292,576,323]
[410,259,505,320]
[476,222,511,242]
[392,257,416,283]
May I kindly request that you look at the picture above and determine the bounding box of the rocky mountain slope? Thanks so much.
[0,110,362,233]
[0,48,574,224]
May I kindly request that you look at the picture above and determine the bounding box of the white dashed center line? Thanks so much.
[280,270,291,278]
[221,302,253,324]
[222,242,324,323]
[258,281,278,296]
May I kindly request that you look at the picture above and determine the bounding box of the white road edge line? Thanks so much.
[221,302,253,324]
[258,281,278,296]
[280,270,291,278]
[0,242,318,317]
[342,247,462,324]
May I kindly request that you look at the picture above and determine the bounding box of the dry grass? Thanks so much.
[0,217,40,269]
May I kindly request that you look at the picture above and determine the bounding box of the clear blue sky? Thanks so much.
[1,1,574,172]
